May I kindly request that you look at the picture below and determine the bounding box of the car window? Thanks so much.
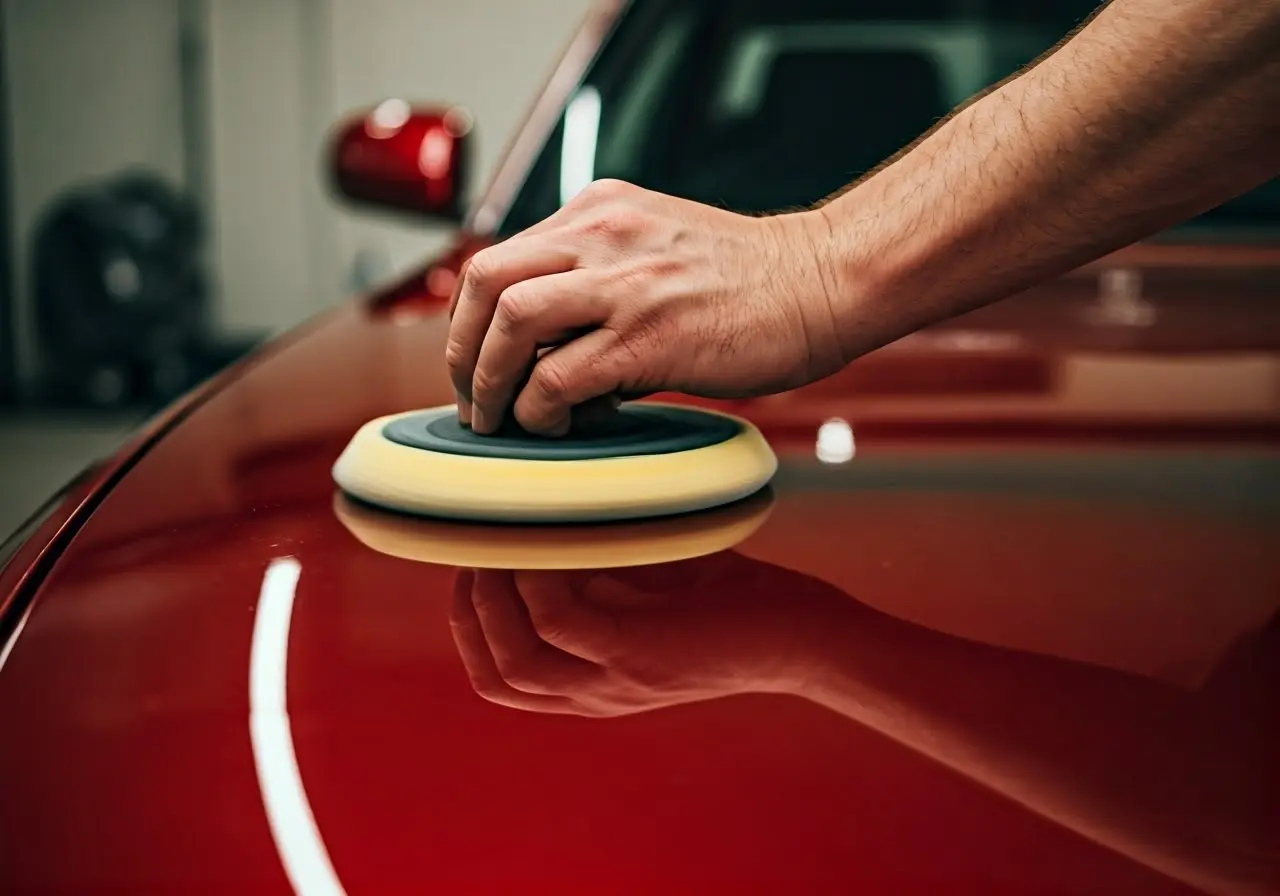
[499,0,1278,236]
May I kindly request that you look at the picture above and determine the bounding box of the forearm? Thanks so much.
[815,0,1280,359]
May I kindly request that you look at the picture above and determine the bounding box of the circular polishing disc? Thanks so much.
[332,402,777,523]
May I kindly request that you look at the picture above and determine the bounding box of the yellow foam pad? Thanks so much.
[331,404,778,523]
[332,488,773,569]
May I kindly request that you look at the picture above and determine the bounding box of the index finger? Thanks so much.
[448,570,576,714]
[445,236,577,417]
[447,207,581,320]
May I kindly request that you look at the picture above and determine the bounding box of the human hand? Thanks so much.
[448,551,858,717]
[446,179,848,435]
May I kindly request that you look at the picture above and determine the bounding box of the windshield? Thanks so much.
[499,0,1278,238]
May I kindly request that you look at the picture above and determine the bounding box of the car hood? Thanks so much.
[0,294,1277,895]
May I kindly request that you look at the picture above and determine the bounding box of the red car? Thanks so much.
[2,1,1277,893]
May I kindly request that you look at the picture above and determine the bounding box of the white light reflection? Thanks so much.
[0,603,34,675]
[418,128,452,179]
[1090,267,1156,327]
[249,557,346,896]
[816,418,856,465]
[366,98,411,138]
[559,85,601,205]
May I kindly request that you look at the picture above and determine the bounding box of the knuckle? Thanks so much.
[453,256,473,289]
[461,249,497,290]
[580,208,647,243]
[443,338,468,374]
[526,603,567,642]
[574,211,612,239]
[493,286,538,335]
[611,208,649,238]
[531,358,572,402]
[497,661,545,694]
[581,178,629,202]
[470,366,501,404]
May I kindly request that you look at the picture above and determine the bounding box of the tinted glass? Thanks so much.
[500,0,1277,236]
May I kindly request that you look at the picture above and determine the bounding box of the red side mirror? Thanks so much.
[328,100,473,222]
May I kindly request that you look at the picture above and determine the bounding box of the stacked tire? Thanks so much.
[32,171,209,408]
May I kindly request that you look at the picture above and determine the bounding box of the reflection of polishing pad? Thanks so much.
[333,487,774,569]
[332,403,777,523]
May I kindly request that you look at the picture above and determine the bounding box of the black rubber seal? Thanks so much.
[381,405,742,461]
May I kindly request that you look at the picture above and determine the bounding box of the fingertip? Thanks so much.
[511,409,569,438]
[536,413,571,438]
[511,398,569,436]
[513,391,572,437]
[457,394,473,426]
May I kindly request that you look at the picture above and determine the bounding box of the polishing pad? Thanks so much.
[333,487,774,569]
[332,402,777,523]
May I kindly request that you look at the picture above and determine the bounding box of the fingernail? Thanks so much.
[457,394,472,425]
[472,407,491,433]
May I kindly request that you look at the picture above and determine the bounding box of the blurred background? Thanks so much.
[0,0,595,532]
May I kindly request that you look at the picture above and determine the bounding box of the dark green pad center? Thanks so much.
[381,405,742,461]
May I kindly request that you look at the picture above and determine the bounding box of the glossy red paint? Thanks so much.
[2,2,1278,890]
[0,292,1276,894]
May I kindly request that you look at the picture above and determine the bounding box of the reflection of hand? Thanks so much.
[448,551,1279,896]
[448,551,856,717]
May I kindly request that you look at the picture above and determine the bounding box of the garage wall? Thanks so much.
[2,1,597,365]
[2,0,187,389]
[204,0,333,336]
